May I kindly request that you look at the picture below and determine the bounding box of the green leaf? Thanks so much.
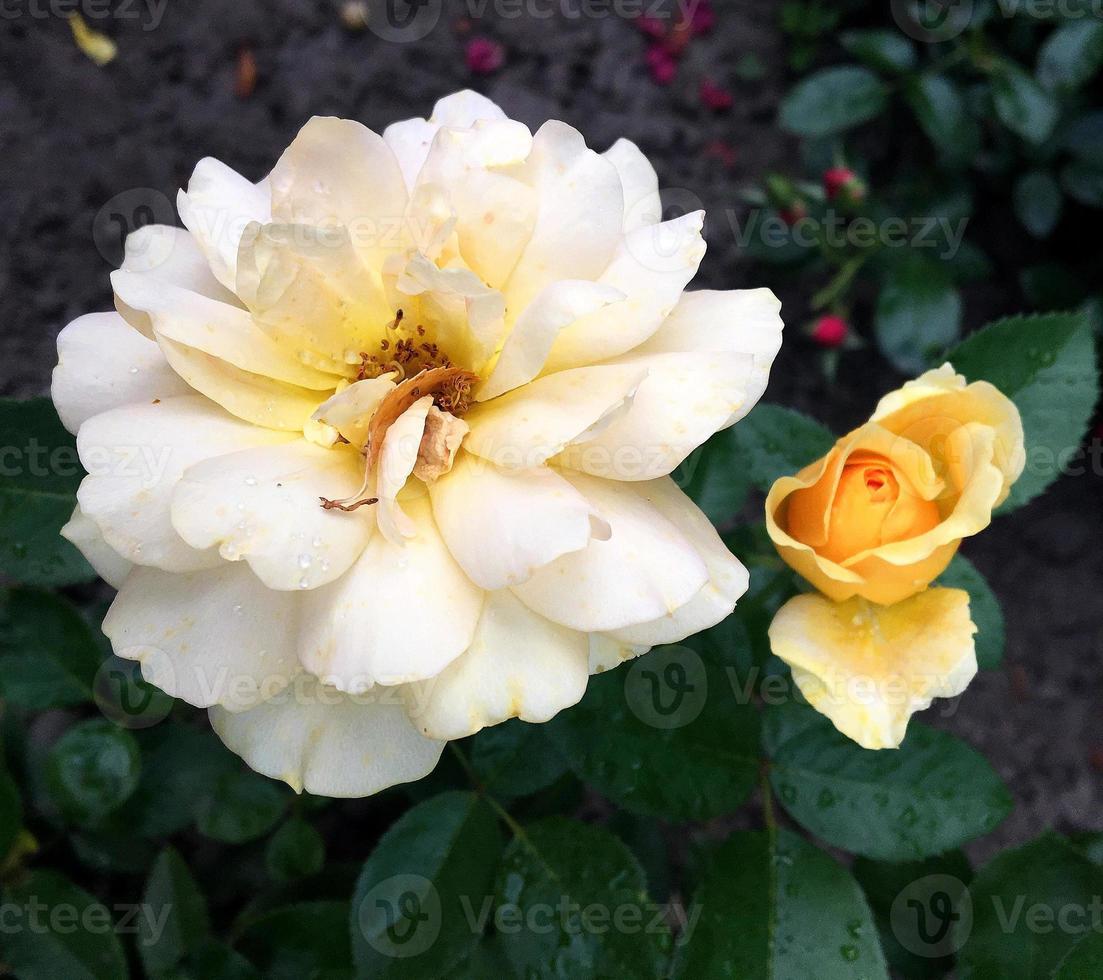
[352,791,503,978]
[947,311,1100,509]
[904,74,980,167]
[672,829,888,978]
[840,29,917,73]
[679,429,753,528]
[138,847,211,977]
[729,403,835,490]
[1063,110,1103,163]
[1014,171,1063,238]
[494,817,671,979]
[46,718,141,826]
[959,833,1103,979]
[876,257,962,375]
[1038,19,1103,90]
[1061,159,1103,206]
[0,398,93,586]
[0,588,102,710]
[937,554,1006,670]
[546,648,759,821]
[853,850,973,979]
[1,870,129,980]
[992,62,1060,145]
[266,818,326,882]
[779,66,889,138]
[468,719,568,802]
[1054,932,1103,978]
[238,902,351,980]
[179,940,260,980]
[764,704,1012,862]
[195,769,288,844]
[1,758,23,862]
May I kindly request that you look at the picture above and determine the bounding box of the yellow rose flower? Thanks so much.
[765,364,1025,749]
[766,364,1025,605]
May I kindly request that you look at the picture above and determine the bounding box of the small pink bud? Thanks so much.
[699,78,733,111]
[824,166,865,202]
[465,37,505,75]
[811,314,849,348]
[646,45,677,85]
[690,0,716,35]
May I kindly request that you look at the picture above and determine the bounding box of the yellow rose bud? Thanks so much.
[766,364,1025,606]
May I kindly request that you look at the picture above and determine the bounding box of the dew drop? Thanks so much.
[129,366,140,375]
[244,476,258,487]
[299,577,311,590]
[298,554,313,570]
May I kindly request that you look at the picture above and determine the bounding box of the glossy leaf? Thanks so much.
[992,63,1060,145]
[876,257,962,375]
[138,847,211,977]
[1014,171,1063,238]
[46,719,141,826]
[194,769,288,844]
[266,818,326,882]
[904,74,980,168]
[468,719,568,802]
[840,29,917,73]
[764,704,1012,862]
[780,66,889,138]
[728,403,835,490]
[238,902,351,980]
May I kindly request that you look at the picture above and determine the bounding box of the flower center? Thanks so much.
[356,309,456,384]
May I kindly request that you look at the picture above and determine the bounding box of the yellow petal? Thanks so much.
[69,14,116,67]
[768,589,977,750]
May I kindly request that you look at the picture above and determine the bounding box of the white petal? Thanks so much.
[555,350,754,481]
[463,362,648,469]
[177,157,271,292]
[634,288,784,426]
[298,495,484,691]
[479,280,624,401]
[608,478,749,645]
[52,312,190,434]
[603,138,661,232]
[543,211,706,372]
[376,397,432,545]
[60,505,133,589]
[503,121,624,314]
[429,451,597,590]
[115,225,240,336]
[111,270,340,390]
[268,117,408,270]
[588,633,649,674]
[103,562,301,712]
[171,440,374,591]
[209,676,444,797]
[511,471,708,632]
[405,590,588,740]
[311,376,396,449]
[77,395,293,571]
[430,90,507,128]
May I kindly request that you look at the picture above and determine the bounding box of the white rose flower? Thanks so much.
[52,91,783,797]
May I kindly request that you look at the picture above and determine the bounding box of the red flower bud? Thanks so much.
[646,45,677,85]
[824,166,865,202]
[465,37,505,75]
[811,314,849,348]
[699,78,733,111]
[778,201,807,227]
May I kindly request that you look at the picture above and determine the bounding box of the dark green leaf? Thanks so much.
[937,554,1006,670]
[0,588,102,710]
[494,817,671,979]
[46,719,141,826]
[764,704,1012,861]
[876,257,962,374]
[1014,171,1063,238]
[1063,110,1103,163]
[138,847,211,976]
[853,850,973,979]
[672,829,888,978]
[266,818,326,882]
[679,429,753,528]
[1020,263,1090,311]
[729,403,835,490]
[195,769,288,844]
[779,66,889,138]
[469,720,568,802]
[0,398,93,586]
[992,63,1060,144]
[238,902,351,980]
[959,833,1103,979]
[1038,20,1103,90]
[840,29,917,73]
[904,75,980,168]
[947,311,1099,509]
[1061,159,1103,206]
[547,648,759,821]
[352,791,503,978]
[1054,931,1103,978]
[1,870,129,980]
[179,940,260,980]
